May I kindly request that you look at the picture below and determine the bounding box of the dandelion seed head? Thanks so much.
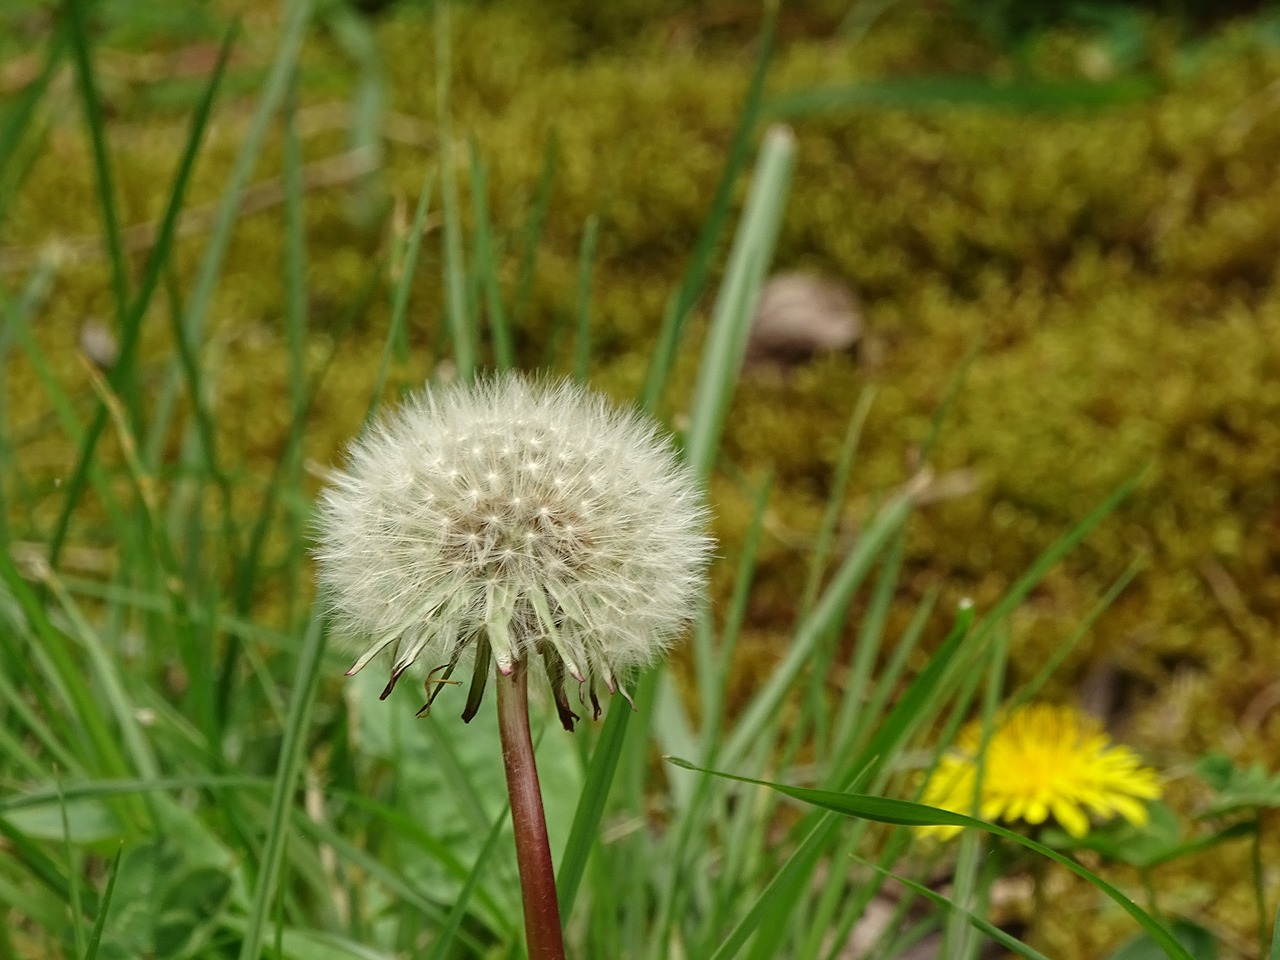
[314,372,713,725]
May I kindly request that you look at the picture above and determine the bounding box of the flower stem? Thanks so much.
[496,661,567,960]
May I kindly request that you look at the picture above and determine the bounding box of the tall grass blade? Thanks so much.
[683,125,794,482]
[82,845,122,960]
[510,134,557,333]
[799,388,875,616]
[435,0,475,378]
[557,698,629,917]
[48,24,237,565]
[64,0,130,332]
[425,809,510,960]
[368,170,436,424]
[968,470,1143,646]
[0,22,64,214]
[237,607,327,960]
[468,143,513,369]
[571,215,600,382]
[720,489,913,769]
[640,7,776,411]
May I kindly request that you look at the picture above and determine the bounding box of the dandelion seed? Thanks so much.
[314,371,712,729]
[917,703,1161,840]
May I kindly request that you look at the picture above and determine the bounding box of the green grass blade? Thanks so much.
[668,759,1193,960]
[1007,558,1142,713]
[571,215,600,382]
[0,815,73,903]
[720,488,914,769]
[468,142,513,370]
[82,844,122,960]
[0,777,267,815]
[832,562,932,763]
[237,607,327,960]
[425,809,510,960]
[230,258,385,618]
[283,82,308,424]
[701,472,772,744]
[682,124,795,483]
[48,23,237,566]
[0,21,64,193]
[557,696,629,918]
[435,0,475,378]
[64,0,130,334]
[510,134,557,334]
[852,856,1051,960]
[835,599,975,788]
[59,786,87,959]
[943,631,1008,960]
[704,813,830,960]
[1269,899,1280,960]
[140,0,311,465]
[968,469,1144,646]
[367,169,436,425]
[179,0,309,351]
[0,551,133,783]
[703,600,972,958]
[639,6,776,412]
[39,569,160,780]
[799,387,875,616]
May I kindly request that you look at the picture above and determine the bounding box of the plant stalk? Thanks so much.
[496,661,567,960]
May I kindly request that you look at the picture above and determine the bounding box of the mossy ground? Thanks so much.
[3,0,1279,953]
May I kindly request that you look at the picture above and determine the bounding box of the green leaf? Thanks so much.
[3,799,121,843]
[1196,755,1280,816]
[1108,921,1218,960]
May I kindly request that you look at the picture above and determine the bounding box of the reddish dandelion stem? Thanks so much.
[496,661,567,960]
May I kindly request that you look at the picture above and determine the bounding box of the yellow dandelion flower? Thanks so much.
[917,703,1161,840]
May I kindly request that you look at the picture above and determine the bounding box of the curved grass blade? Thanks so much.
[851,855,1050,960]
[666,758,1193,960]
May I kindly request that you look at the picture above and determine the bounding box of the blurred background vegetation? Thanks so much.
[3,0,1280,952]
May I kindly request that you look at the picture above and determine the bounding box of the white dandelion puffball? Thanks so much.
[315,372,712,728]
